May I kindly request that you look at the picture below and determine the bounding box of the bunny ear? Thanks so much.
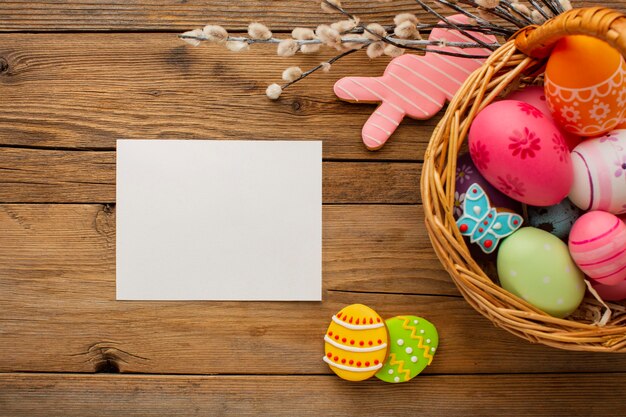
[361,101,405,150]
[334,76,385,103]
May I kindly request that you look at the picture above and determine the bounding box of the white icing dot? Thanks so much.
[413,319,419,324]
[473,206,482,216]
[431,347,436,352]
[426,339,431,344]
[397,339,404,346]
[543,276,551,284]
[557,298,564,305]
[493,222,502,231]
[411,356,418,363]
[394,376,400,382]
[510,270,518,277]
[544,243,552,251]
[420,329,425,334]
[405,347,413,354]
[388,369,394,375]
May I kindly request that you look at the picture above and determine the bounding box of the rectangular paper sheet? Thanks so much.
[116,140,322,301]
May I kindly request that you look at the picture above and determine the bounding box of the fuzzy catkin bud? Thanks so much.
[300,43,321,54]
[331,19,358,33]
[266,83,282,100]
[366,41,385,59]
[384,44,404,57]
[364,23,387,41]
[315,24,342,48]
[394,13,419,26]
[559,0,572,11]
[394,21,418,39]
[321,62,331,72]
[292,27,316,40]
[475,0,500,9]
[248,22,272,40]
[282,66,303,82]
[321,0,342,13]
[277,39,299,56]
[181,29,204,46]
[202,25,228,44]
[225,41,249,52]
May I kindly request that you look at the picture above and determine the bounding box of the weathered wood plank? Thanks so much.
[2,204,626,375]
[0,148,420,203]
[2,373,626,417]
[0,0,620,31]
[0,0,444,32]
[0,33,435,159]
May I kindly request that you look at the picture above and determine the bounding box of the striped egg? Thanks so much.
[569,211,626,285]
[569,129,626,214]
[323,304,388,381]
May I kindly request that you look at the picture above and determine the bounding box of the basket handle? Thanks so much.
[514,7,626,59]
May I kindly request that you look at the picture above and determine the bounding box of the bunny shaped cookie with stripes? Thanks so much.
[334,15,496,150]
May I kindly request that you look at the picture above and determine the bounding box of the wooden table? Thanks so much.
[1,1,625,416]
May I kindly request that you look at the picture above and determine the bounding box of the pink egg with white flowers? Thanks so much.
[569,211,626,285]
[569,129,626,214]
[508,86,581,150]
[468,100,573,206]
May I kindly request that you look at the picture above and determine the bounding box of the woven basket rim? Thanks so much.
[421,7,626,352]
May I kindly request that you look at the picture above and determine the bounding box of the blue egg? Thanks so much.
[527,198,583,240]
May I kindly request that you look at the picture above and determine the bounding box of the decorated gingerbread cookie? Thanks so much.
[323,304,388,381]
[375,315,438,383]
[333,14,496,150]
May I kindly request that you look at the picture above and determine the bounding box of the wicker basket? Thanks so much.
[421,7,626,352]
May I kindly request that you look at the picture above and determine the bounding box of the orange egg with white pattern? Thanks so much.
[323,304,388,381]
[545,35,626,137]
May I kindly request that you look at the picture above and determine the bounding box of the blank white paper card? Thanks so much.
[116,140,322,301]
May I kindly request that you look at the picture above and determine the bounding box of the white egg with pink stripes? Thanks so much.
[569,129,626,215]
[568,210,626,286]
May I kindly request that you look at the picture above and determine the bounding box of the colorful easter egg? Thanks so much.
[528,198,583,240]
[454,153,521,219]
[508,86,581,150]
[456,183,523,254]
[323,304,388,381]
[545,35,626,137]
[375,316,438,383]
[569,129,626,214]
[568,211,626,286]
[468,100,573,206]
[591,279,626,302]
[498,227,585,318]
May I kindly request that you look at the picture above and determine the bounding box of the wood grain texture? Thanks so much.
[0,148,419,203]
[3,204,626,375]
[0,0,440,32]
[2,373,626,417]
[0,0,619,31]
[0,33,437,159]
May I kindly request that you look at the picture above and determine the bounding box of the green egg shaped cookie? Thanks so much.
[375,316,438,383]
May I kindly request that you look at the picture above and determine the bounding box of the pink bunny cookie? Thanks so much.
[334,15,496,150]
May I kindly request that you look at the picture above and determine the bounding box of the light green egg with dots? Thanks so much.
[497,227,585,318]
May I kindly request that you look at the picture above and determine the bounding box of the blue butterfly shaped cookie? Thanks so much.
[456,183,523,254]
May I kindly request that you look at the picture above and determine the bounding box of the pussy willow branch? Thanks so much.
[321,0,497,57]
[178,33,498,49]
[281,48,358,90]
[414,0,497,50]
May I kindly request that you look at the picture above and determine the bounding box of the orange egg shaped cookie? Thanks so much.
[545,35,626,137]
[323,304,388,381]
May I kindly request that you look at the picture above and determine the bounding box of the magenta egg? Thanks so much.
[468,100,574,206]
[569,129,626,215]
[569,211,626,285]
[591,279,626,302]
[508,86,581,150]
